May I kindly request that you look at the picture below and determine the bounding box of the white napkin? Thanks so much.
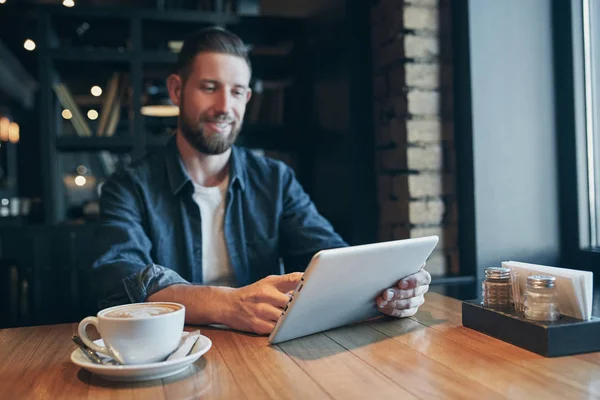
[166,330,201,361]
[501,261,593,320]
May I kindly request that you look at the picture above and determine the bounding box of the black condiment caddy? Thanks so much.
[461,299,600,357]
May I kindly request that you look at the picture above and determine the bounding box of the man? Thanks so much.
[92,27,431,335]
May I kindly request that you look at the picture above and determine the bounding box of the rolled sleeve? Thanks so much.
[123,264,190,304]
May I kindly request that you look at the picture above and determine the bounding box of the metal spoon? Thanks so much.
[71,335,120,365]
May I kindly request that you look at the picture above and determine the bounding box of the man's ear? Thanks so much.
[245,88,252,104]
[167,74,182,106]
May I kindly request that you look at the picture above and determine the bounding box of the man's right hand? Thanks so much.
[224,272,303,335]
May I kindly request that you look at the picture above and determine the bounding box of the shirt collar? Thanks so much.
[165,134,246,195]
[229,145,247,192]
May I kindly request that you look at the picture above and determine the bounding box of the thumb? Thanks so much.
[272,272,303,293]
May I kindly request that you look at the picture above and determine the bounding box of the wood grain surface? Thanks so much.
[1,292,598,399]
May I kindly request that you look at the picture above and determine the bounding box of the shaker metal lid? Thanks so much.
[484,267,511,279]
[526,275,556,288]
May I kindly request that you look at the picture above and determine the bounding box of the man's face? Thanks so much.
[168,52,252,155]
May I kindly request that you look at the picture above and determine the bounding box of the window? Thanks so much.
[570,0,600,250]
[581,0,600,247]
[557,0,600,270]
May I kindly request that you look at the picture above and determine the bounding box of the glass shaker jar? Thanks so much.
[523,275,560,321]
[482,267,513,309]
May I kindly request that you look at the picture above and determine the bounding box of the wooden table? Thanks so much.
[1,292,599,399]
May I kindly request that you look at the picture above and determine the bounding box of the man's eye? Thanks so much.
[201,85,216,92]
[232,90,245,97]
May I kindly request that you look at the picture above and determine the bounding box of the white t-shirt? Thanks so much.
[191,176,236,287]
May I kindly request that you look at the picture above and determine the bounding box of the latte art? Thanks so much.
[104,304,180,319]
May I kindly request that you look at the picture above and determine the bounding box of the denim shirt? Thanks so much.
[91,136,348,309]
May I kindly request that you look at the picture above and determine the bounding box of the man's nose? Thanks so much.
[214,90,232,114]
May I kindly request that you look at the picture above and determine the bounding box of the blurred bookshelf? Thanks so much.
[35,2,329,225]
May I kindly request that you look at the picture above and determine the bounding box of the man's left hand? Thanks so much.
[376,268,431,318]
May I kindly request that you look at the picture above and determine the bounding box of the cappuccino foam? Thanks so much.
[104,304,180,319]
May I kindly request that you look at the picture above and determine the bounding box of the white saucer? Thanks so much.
[71,333,212,382]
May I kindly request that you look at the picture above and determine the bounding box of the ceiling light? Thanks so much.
[168,41,183,53]
[90,86,102,97]
[24,39,36,51]
[87,109,99,120]
[62,109,73,120]
[0,1,7,5]
[63,0,75,8]
[74,175,87,187]
[141,104,179,117]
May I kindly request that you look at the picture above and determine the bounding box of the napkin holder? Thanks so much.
[462,299,600,357]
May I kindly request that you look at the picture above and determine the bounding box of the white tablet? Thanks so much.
[268,235,439,344]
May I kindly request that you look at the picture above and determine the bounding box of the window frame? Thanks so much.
[555,0,600,273]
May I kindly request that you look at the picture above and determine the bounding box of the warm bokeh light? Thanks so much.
[74,175,87,187]
[0,1,7,5]
[8,122,19,144]
[0,117,9,141]
[63,0,75,7]
[62,109,73,120]
[141,105,179,117]
[87,109,99,120]
[24,39,36,51]
[91,86,102,97]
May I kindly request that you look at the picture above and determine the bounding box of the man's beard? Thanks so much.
[179,101,242,155]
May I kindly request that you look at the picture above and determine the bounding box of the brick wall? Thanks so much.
[371,0,458,276]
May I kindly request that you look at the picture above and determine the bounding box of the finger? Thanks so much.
[378,294,425,310]
[397,269,431,290]
[382,284,429,301]
[386,294,425,310]
[376,296,389,309]
[260,289,292,309]
[381,306,419,318]
[251,318,277,335]
[256,303,285,322]
[271,272,304,293]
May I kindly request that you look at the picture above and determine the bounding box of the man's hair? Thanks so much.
[176,26,251,83]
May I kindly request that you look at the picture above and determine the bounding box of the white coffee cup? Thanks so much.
[78,302,185,365]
